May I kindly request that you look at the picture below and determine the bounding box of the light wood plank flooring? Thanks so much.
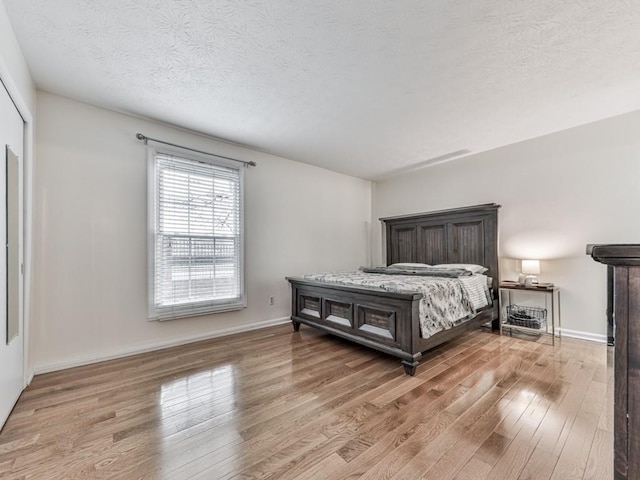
[0,324,613,479]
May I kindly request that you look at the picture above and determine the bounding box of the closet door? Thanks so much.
[0,80,24,430]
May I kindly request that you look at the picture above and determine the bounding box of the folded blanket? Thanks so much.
[458,274,492,311]
[360,266,472,278]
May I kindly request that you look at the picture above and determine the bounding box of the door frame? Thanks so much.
[0,56,34,387]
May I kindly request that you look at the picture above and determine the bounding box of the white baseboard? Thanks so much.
[33,316,291,375]
[559,328,608,344]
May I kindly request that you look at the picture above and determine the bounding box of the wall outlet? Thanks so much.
[268,296,275,306]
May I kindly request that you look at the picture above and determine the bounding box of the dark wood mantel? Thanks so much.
[589,244,640,480]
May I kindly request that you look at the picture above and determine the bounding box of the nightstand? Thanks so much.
[498,282,561,344]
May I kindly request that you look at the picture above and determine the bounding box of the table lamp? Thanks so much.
[521,259,540,285]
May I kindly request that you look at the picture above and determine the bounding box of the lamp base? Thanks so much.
[524,275,538,286]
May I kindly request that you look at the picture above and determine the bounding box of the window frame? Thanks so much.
[147,144,246,321]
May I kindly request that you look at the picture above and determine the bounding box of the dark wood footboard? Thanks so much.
[288,277,424,373]
[287,277,498,375]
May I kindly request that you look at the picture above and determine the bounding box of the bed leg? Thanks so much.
[292,320,301,332]
[402,360,418,376]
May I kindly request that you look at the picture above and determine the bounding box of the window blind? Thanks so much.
[149,150,245,320]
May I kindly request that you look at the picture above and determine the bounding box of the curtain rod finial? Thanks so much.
[136,133,147,143]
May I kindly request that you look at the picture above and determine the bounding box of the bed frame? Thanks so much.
[286,203,500,375]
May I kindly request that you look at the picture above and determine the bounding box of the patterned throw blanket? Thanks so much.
[302,270,491,338]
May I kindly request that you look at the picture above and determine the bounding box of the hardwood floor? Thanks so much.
[0,324,613,479]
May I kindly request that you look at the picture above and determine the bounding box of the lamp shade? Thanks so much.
[521,259,540,275]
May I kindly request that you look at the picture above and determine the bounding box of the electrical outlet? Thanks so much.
[268,296,275,306]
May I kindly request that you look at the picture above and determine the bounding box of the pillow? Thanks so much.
[432,263,488,274]
[388,263,431,268]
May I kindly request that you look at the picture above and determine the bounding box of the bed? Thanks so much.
[286,203,500,375]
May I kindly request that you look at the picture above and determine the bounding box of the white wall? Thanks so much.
[33,92,371,372]
[372,109,640,341]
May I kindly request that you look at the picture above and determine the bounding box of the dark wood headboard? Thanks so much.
[380,203,500,288]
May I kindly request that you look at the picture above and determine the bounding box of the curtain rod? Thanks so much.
[135,133,257,167]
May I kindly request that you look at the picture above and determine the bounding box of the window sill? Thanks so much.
[149,300,247,322]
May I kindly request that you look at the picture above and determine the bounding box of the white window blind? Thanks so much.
[148,148,245,320]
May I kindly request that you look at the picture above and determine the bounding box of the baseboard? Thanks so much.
[33,316,291,375]
[559,328,607,344]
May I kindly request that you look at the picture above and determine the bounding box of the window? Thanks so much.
[148,147,245,320]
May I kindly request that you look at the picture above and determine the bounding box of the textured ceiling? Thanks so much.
[5,0,640,179]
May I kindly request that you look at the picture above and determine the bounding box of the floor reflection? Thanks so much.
[157,364,238,478]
